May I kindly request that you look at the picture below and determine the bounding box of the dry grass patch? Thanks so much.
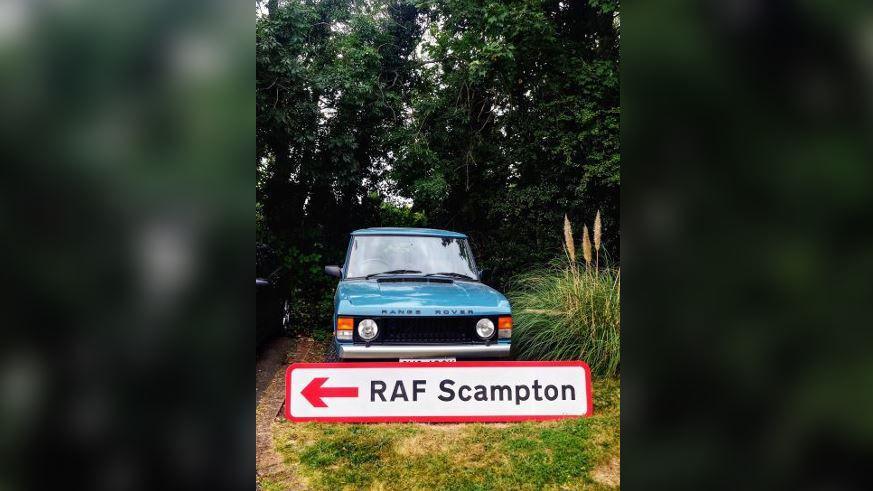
[591,455,620,488]
[395,427,466,457]
[269,378,620,490]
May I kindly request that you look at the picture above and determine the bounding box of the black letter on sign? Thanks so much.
[561,384,576,400]
[515,385,530,405]
[533,379,543,401]
[413,380,426,401]
[438,380,455,401]
[545,385,558,401]
[371,381,386,402]
[459,385,471,401]
[474,385,488,401]
[391,381,408,401]
[491,385,511,401]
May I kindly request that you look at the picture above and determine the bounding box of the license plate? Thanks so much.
[400,357,456,363]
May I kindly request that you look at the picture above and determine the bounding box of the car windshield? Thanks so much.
[346,235,478,279]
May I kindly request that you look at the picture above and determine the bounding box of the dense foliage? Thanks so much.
[510,261,620,375]
[256,0,619,332]
[509,214,620,374]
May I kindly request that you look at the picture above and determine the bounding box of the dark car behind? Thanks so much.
[256,242,291,347]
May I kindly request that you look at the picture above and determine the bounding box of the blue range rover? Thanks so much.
[323,228,512,360]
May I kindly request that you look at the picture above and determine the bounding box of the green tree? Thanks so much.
[257,0,426,329]
[392,0,619,285]
[256,0,619,328]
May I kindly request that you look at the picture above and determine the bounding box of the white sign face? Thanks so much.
[284,361,592,422]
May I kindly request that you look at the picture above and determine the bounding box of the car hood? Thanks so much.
[336,279,511,316]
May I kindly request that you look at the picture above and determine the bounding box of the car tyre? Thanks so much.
[323,341,338,362]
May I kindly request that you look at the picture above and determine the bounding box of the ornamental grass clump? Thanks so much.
[509,211,620,377]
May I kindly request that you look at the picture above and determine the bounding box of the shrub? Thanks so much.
[509,213,620,376]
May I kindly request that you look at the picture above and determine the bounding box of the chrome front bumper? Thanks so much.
[337,343,511,359]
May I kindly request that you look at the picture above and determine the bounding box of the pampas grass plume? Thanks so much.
[582,224,592,267]
[594,210,602,252]
[563,214,576,264]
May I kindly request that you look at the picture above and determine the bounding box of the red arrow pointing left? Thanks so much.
[301,377,359,407]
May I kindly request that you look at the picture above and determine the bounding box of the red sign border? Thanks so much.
[284,361,593,423]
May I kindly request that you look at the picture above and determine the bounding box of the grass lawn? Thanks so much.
[265,377,619,490]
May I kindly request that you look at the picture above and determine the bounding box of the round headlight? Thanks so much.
[476,318,495,339]
[358,319,378,340]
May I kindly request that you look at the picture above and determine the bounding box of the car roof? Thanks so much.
[351,227,468,238]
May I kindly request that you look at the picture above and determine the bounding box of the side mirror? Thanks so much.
[324,265,342,278]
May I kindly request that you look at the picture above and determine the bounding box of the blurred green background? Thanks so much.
[622,0,873,487]
[1,0,252,489]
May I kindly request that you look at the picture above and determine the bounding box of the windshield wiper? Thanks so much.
[366,269,422,279]
[424,272,477,280]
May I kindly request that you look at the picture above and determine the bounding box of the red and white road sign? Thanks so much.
[284,361,592,423]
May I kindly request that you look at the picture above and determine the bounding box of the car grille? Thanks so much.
[352,316,498,344]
